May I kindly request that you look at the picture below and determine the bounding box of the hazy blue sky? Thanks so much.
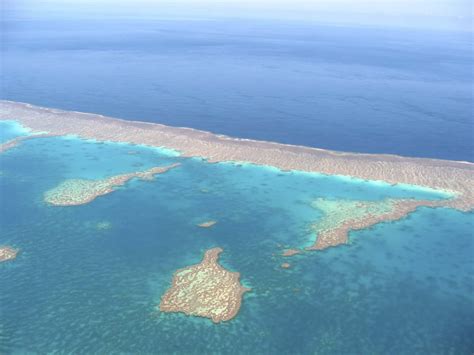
[3,0,472,31]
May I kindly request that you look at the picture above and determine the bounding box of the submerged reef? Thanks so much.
[96,221,112,230]
[282,249,301,257]
[44,163,180,206]
[309,198,446,250]
[0,246,18,262]
[159,247,250,323]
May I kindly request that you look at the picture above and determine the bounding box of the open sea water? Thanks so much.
[1,14,473,161]
[0,122,473,354]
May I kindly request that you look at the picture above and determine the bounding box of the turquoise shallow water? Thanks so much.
[0,121,30,143]
[0,121,473,354]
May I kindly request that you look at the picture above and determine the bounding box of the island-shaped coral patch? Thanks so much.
[159,247,250,323]
[282,248,301,257]
[197,220,217,228]
[309,197,445,250]
[44,163,180,206]
[0,246,19,262]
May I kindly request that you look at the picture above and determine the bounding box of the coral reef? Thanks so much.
[44,163,180,206]
[197,220,217,228]
[0,246,18,262]
[159,247,250,323]
[309,198,444,250]
[1,101,472,212]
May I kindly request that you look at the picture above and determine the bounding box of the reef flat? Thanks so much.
[44,164,179,206]
[0,246,18,262]
[1,101,472,212]
[309,198,445,250]
[159,247,250,323]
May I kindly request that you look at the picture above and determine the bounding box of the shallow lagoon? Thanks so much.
[0,122,473,353]
[0,121,30,143]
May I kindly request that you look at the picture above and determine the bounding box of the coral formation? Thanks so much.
[0,246,18,262]
[44,163,180,206]
[159,247,250,323]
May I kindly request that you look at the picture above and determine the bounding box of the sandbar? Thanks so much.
[159,247,250,323]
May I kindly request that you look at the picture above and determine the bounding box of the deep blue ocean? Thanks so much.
[1,14,473,161]
[1,9,474,355]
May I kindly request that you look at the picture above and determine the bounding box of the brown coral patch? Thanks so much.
[159,247,250,323]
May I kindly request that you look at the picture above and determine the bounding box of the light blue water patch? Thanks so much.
[11,135,181,181]
[0,120,31,143]
[0,136,472,353]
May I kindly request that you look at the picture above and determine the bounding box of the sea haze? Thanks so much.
[1,15,472,161]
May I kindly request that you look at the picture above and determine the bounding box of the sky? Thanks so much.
[2,0,473,31]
